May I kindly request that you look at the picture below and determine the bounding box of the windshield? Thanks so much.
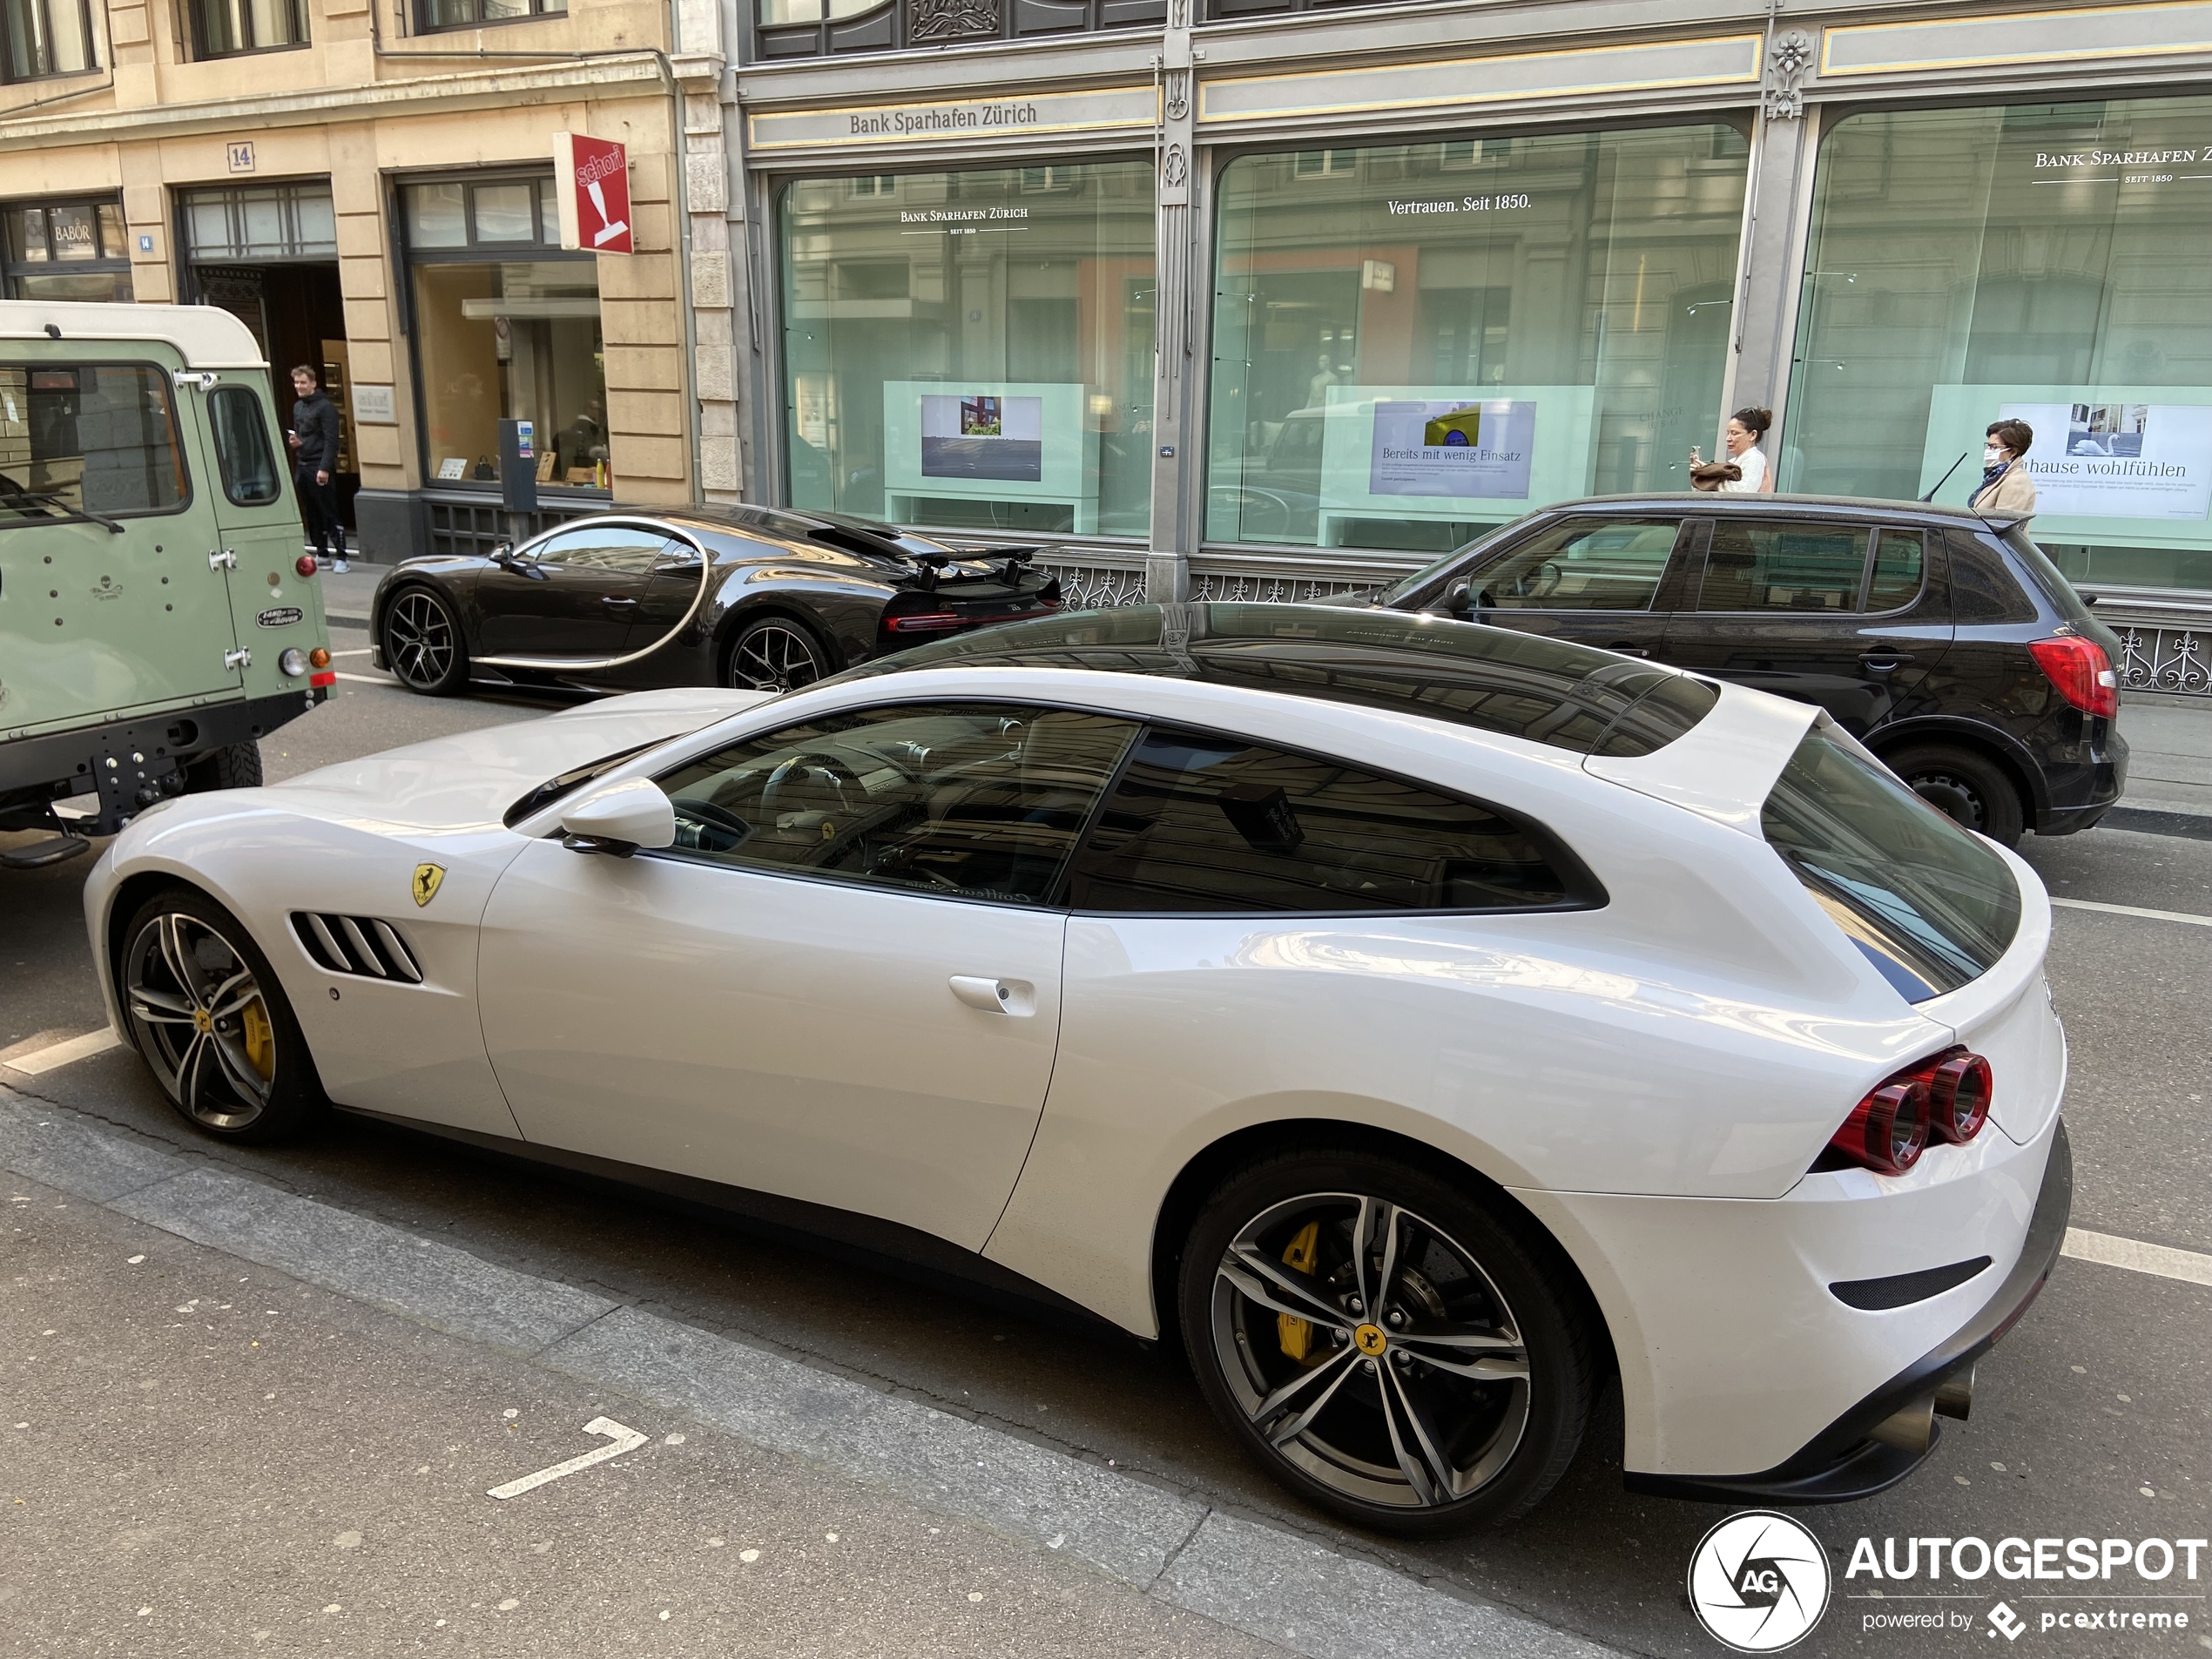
[503,740,661,827]
[1761,727,2021,1002]
[1375,518,1529,606]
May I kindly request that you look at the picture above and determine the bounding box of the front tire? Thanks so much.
[1178,1148,1595,1536]
[181,740,262,793]
[1885,743,2027,847]
[118,887,326,1143]
[381,584,469,696]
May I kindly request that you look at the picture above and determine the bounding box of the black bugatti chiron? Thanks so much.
[368,505,1062,696]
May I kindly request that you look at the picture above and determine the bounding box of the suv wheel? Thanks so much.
[182,740,262,793]
[1885,744,2026,847]
[382,585,469,696]
[1178,1147,1595,1535]
[118,887,326,1143]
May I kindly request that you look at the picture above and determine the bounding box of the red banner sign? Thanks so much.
[552,132,633,255]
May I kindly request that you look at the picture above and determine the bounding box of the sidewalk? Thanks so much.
[2,1163,1288,1659]
[2117,698,2212,818]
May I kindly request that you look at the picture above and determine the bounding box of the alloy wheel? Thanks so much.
[386,590,458,690]
[731,622,826,692]
[1209,1192,1530,1510]
[123,911,276,1131]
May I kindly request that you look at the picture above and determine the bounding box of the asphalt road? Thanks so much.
[3,665,2209,1659]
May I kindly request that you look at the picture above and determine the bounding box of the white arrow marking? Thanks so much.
[487,1417,647,1501]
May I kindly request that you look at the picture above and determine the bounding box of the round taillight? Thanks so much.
[309,646,331,669]
[1928,1054,1993,1143]
[295,554,319,578]
[278,647,309,678]
[1862,1080,1929,1176]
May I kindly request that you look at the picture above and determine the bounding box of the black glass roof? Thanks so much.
[824,604,1717,758]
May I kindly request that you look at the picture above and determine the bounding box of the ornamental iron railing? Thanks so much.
[2114,624,2212,698]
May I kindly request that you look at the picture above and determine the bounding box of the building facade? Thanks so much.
[0,0,713,558]
[10,0,2212,696]
[705,0,2212,697]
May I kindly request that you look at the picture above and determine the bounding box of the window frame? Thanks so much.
[0,357,196,526]
[2,197,132,300]
[0,0,98,84]
[186,0,307,59]
[412,0,567,33]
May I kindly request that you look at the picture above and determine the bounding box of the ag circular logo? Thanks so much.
[1687,1511,1831,1652]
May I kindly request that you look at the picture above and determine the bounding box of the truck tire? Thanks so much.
[183,740,263,794]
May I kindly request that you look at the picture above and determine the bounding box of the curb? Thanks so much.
[0,1082,1617,1659]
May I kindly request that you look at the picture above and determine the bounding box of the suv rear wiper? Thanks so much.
[0,485,125,534]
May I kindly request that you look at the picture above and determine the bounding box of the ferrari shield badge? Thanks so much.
[411,863,446,907]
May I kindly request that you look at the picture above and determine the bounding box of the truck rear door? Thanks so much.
[184,375,328,674]
[0,349,240,738]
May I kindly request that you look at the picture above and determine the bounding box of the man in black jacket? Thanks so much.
[287,365,347,573]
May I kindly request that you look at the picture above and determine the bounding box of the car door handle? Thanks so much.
[1606,641,1654,658]
[600,595,640,610]
[949,975,1035,1016]
[1859,651,1914,672]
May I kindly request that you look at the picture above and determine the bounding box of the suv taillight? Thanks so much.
[1824,1047,1993,1176]
[2027,636,2118,719]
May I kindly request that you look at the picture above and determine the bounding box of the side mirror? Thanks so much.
[1424,582,1473,619]
[490,541,516,566]
[559,779,675,857]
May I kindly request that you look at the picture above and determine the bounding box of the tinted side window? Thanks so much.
[1946,530,2038,624]
[1696,522,1870,612]
[1469,516,1683,611]
[1067,726,1584,914]
[208,385,281,505]
[533,523,671,574]
[654,702,1137,905]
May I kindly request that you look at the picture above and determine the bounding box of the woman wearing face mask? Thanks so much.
[1690,408,1777,493]
[1971,419,2037,515]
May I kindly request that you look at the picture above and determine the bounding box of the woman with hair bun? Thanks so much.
[1716,407,1775,494]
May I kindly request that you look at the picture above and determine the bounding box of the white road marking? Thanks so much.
[2063,1227,2212,1289]
[2051,897,2212,928]
[1,1028,121,1076]
[487,1416,646,1500]
[334,671,393,685]
[330,648,374,658]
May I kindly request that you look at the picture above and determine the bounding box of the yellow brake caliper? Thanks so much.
[1277,1221,1321,1363]
[240,998,274,1081]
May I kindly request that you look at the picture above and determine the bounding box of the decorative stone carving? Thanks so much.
[1163,143,1188,189]
[1169,0,1188,27]
[908,0,997,43]
[1764,30,1814,121]
[1165,68,1190,123]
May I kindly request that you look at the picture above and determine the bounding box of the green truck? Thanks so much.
[1,300,334,869]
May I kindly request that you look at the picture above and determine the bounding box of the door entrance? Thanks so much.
[178,180,356,534]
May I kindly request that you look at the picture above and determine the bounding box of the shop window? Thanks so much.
[1208,125,1750,554]
[403,177,605,495]
[2,199,132,302]
[1,0,95,80]
[415,0,565,29]
[779,160,1156,537]
[1787,96,2212,597]
[755,0,1161,61]
[189,0,306,57]
[0,364,187,521]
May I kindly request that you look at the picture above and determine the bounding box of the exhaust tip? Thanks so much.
[1934,1364,1975,1422]
[1870,1394,1937,1454]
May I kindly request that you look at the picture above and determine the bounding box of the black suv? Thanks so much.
[1363,495,2125,846]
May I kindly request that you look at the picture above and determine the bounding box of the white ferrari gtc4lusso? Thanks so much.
[84,603,2070,1534]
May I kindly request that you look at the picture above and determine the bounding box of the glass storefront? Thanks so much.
[404,175,608,492]
[779,160,1157,536]
[1207,125,1749,552]
[1788,95,2212,594]
[3,199,132,302]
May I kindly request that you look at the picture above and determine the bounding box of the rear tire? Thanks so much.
[117,887,326,1143]
[182,740,261,793]
[1884,743,2027,847]
[1177,1146,1595,1536]
[726,614,831,692]
[382,584,469,696]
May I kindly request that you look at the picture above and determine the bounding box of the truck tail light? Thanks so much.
[1822,1047,1993,1176]
[295,554,319,578]
[2027,636,2118,718]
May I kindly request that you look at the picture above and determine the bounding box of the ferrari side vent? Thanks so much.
[290,913,425,984]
